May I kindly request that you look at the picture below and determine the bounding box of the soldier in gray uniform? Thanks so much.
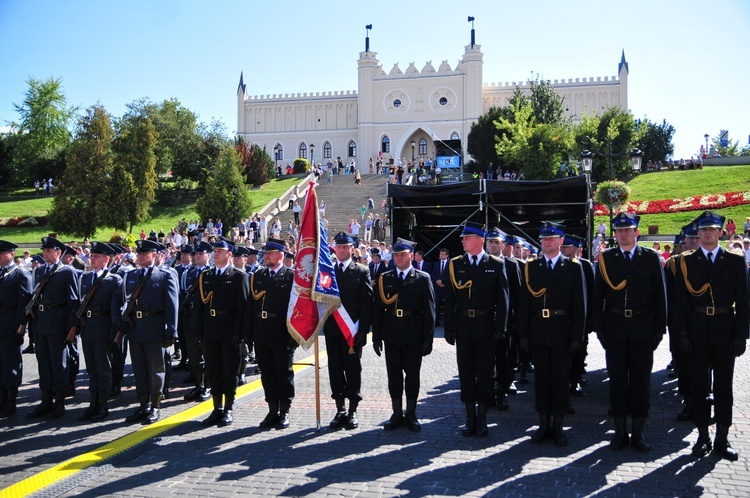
[75,242,123,421]
[25,237,80,419]
[115,239,179,425]
[372,238,435,431]
[0,240,33,418]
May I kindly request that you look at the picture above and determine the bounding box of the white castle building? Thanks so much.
[236,31,629,170]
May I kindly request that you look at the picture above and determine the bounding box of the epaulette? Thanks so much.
[450,255,462,262]
[640,246,660,255]
[571,257,580,264]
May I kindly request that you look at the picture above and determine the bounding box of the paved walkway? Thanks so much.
[1,329,749,497]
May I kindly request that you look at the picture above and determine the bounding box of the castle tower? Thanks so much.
[237,72,246,137]
[357,44,381,162]
[618,50,628,111]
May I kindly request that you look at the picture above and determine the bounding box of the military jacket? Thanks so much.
[246,265,294,344]
[195,265,248,342]
[118,266,179,343]
[77,270,123,342]
[31,263,80,334]
[0,264,33,337]
[372,268,435,346]
[323,261,373,347]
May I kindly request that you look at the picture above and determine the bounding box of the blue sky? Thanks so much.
[1,0,748,160]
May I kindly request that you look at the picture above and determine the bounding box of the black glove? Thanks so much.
[231,336,242,347]
[444,330,455,346]
[519,336,530,356]
[569,340,582,355]
[13,332,24,347]
[679,336,692,357]
[114,320,130,334]
[421,342,432,356]
[373,340,382,357]
[731,338,746,357]
[162,338,174,349]
[651,334,663,351]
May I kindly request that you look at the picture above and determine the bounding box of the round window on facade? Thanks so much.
[393,99,402,108]
[439,97,448,106]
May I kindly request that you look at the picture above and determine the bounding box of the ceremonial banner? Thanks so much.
[287,182,341,349]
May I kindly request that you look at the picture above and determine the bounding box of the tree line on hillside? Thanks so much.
[0,78,275,239]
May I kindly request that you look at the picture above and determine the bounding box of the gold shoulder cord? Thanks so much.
[598,252,627,291]
[249,270,268,310]
[448,256,472,299]
[378,273,398,306]
[198,272,213,306]
[524,263,547,298]
[679,255,714,303]
[666,256,676,276]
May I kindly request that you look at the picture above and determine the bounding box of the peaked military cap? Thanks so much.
[41,237,66,251]
[539,221,565,238]
[612,212,640,230]
[0,240,19,252]
[90,242,115,255]
[695,210,725,229]
[460,221,486,238]
[392,238,416,253]
[135,239,160,253]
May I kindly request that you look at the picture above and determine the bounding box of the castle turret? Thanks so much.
[618,50,628,110]
[237,72,247,137]
[358,34,381,161]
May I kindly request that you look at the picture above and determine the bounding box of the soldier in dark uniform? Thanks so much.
[182,241,211,401]
[115,239,179,424]
[155,243,177,399]
[325,232,373,430]
[196,239,249,427]
[444,222,509,437]
[486,229,521,411]
[25,237,80,419]
[109,244,131,397]
[560,235,594,398]
[246,237,297,429]
[246,247,261,274]
[173,246,194,370]
[75,242,123,421]
[500,236,522,396]
[0,240,33,418]
[518,223,586,446]
[231,245,254,384]
[372,238,435,431]
[592,213,667,453]
[674,211,749,461]
[61,244,83,399]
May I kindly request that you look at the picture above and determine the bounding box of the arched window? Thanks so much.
[450,132,460,140]
[323,141,332,159]
[381,136,390,153]
[274,144,283,160]
[299,143,307,159]
[418,138,427,156]
[348,140,357,158]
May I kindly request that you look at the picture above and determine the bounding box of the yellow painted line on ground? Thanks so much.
[1,348,327,498]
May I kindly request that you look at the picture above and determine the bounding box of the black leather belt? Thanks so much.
[690,305,734,316]
[207,308,234,317]
[386,309,422,317]
[536,309,569,318]
[84,309,109,318]
[37,302,65,312]
[606,306,652,318]
[256,311,282,319]
[458,307,494,317]
[133,310,164,319]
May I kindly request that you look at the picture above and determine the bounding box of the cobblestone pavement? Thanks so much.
[1,329,749,497]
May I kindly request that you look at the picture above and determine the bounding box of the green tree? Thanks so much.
[198,119,231,183]
[636,118,675,164]
[0,132,16,186]
[10,77,76,184]
[48,104,114,238]
[196,146,253,227]
[467,106,511,173]
[236,138,275,186]
[529,80,568,125]
[110,113,158,232]
[713,136,740,157]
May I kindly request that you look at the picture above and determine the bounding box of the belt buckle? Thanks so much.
[38,304,45,312]
[624,308,633,318]
[210,309,216,317]
[261,311,268,319]
[542,309,550,318]
[468,309,476,318]
[189,302,194,309]
[706,306,714,316]
[136,311,143,319]
[86,310,92,318]
[396,309,403,318]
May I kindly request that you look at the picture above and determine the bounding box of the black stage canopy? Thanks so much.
[386,176,591,260]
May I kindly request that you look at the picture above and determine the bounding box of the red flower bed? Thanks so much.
[0,216,48,227]
[594,191,750,216]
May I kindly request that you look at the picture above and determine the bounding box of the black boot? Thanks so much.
[0,387,7,412]
[530,413,550,444]
[714,423,739,461]
[110,381,121,397]
[631,417,651,453]
[405,398,421,432]
[329,398,348,429]
[609,417,629,450]
[552,415,568,446]
[91,394,109,421]
[48,390,66,419]
[77,392,98,421]
[144,393,161,424]
[692,425,712,457]
[219,394,235,427]
[0,387,18,418]
[184,385,203,402]
[462,402,476,437]
[27,389,54,419]
[259,402,279,429]
[278,400,291,429]
[384,398,404,430]
[202,395,224,426]
[125,394,151,423]
[475,403,488,437]
[346,400,359,430]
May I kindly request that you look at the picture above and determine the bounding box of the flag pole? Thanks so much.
[315,336,321,430]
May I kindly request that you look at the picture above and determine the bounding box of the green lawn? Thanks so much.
[1,177,305,245]
[627,165,750,200]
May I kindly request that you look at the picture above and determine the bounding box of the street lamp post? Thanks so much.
[580,143,643,246]
[704,133,710,157]
[411,140,415,163]
[274,146,279,175]
[309,143,315,170]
